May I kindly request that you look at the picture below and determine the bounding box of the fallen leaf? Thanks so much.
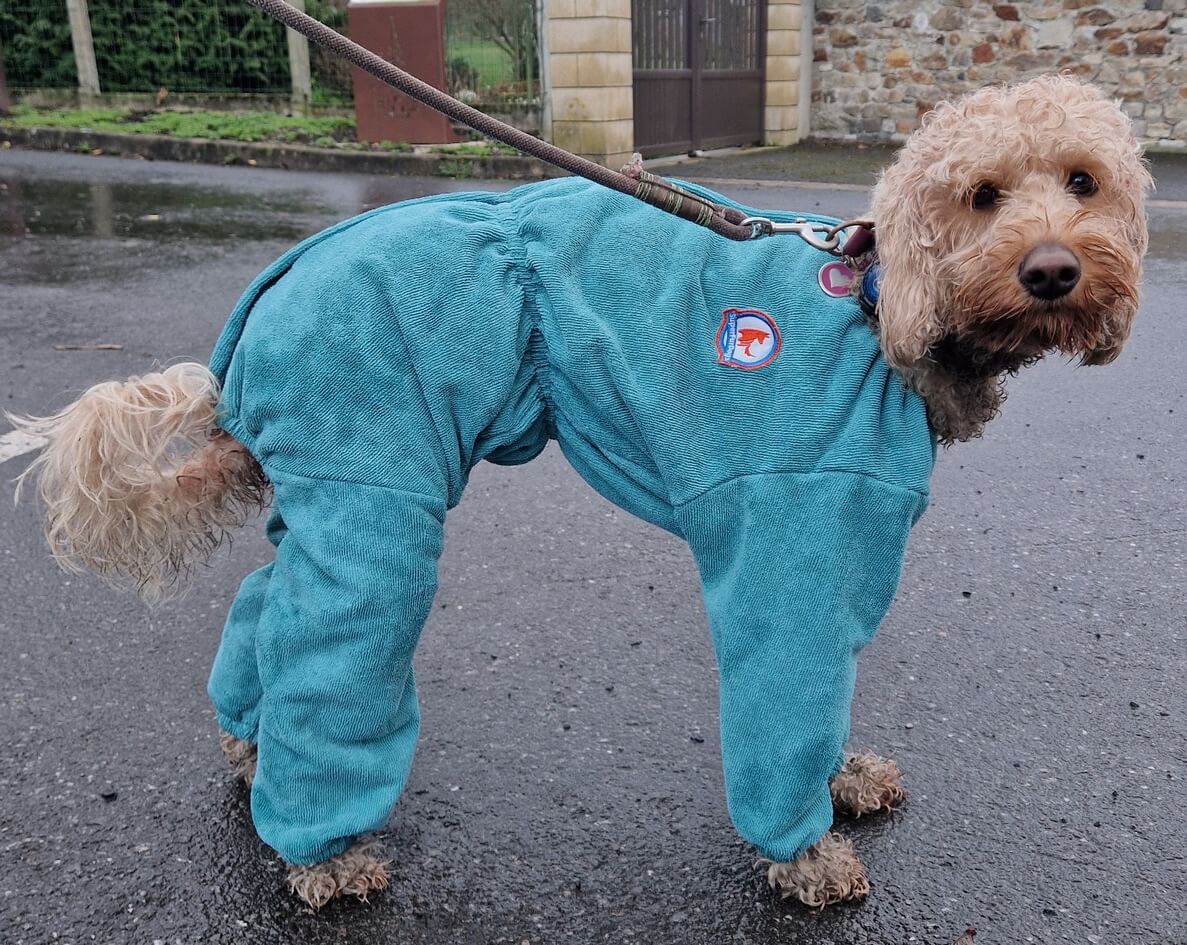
[954,930,976,945]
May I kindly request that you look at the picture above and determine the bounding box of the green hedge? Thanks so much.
[0,2,75,89]
[0,0,347,95]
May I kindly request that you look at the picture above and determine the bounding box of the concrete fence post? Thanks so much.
[286,0,313,114]
[65,0,101,105]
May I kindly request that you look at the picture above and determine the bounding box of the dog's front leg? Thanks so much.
[286,839,392,909]
[676,472,926,908]
[763,753,902,907]
[765,832,869,906]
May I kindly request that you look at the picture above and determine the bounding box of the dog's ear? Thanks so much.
[1079,88,1152,367]
[869,160,945,370]
[1082,294,1139,366]
[1081,341,1124,367]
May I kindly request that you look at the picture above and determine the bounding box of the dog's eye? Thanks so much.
[970,183,1001,211]
[1067,171,1098,197]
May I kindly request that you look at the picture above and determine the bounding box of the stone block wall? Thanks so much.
[811,0,1187,148]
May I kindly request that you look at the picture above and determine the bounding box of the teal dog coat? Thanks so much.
[206,177,934,867]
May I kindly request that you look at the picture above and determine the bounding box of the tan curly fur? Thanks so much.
[219,731,258,787]
[869,74,1150,443]
[8,363,269,600]
[287,839,392,910]
[764,833,869,908]
[830,751,905,817]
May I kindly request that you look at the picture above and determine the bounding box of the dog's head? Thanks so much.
[870,75,1151,372]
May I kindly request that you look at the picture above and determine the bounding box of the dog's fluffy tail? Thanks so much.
[9,362,268,600]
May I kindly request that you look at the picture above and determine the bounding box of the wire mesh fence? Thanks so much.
[0,0,353,104]
[0,0,541,134]
[0,1,75,91]
[444,0,539,106]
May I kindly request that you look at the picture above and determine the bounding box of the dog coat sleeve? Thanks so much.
[674,470,927,863]
[242,471,446,866]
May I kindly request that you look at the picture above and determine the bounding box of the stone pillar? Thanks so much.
[545,0,634,169]
[765,0,804,145]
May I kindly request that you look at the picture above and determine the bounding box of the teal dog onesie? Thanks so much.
[206,177,934,867]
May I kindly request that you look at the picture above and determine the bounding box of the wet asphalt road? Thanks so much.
[0,149,1184,945]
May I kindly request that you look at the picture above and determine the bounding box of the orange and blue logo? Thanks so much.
[716,308,781,371]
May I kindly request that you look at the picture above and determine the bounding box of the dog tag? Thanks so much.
[818,261,855,298]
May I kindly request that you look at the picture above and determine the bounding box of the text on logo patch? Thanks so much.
[716,308,781,371]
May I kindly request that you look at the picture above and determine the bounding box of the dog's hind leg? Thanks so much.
[208,509,292,787]
[830,752,905,817]
[243,475,445,908]
[219,732,257,786]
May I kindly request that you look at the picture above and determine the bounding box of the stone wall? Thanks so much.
[811,0,1187,149]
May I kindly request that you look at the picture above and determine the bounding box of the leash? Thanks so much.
[245,0,871,252]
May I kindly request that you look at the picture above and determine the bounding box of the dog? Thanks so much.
[10,75,1150,910]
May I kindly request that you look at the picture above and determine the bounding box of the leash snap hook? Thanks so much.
[739,217,844,254]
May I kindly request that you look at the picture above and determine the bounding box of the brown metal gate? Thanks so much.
[632,0,766,157]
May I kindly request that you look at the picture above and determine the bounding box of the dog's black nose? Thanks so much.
[1018,244,1081,300]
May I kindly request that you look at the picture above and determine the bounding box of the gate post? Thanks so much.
[765,0,803,144]
[544,0,634,169]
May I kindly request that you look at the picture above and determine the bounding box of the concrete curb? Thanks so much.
[0,125,565,180]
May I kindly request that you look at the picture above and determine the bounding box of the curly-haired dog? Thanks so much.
[11,76,1149,909]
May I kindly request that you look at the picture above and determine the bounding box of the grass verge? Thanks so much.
[1,104,357,145]
[0,105,526,158]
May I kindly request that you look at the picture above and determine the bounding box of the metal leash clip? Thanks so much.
[740,216,845,254]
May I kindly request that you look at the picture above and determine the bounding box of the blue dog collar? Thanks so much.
[858,262,881,318]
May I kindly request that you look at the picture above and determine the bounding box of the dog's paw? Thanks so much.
[765,832,870,908]
[218,731,257,787]
[829,751,905,817]
[287,839,391,910]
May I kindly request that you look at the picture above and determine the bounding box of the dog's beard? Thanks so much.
[939,229,1140,364]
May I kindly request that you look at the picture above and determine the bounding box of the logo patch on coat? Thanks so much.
[716,308,781,371]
